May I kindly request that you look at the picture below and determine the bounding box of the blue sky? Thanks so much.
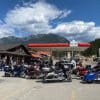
[0,0,100,41]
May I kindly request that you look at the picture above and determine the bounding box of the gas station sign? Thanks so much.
[70,40,78,47]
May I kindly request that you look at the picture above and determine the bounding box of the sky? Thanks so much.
[0,0,100,41]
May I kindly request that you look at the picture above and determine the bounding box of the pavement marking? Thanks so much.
[71,90,76,100]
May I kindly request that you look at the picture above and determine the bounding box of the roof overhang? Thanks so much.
[28,43,91,51]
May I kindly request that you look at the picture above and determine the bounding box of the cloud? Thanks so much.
[59,10,71,18]
[5,1,71,34]
[50,20,100,41]
[20,22,52,34]
[51,21,95,34]
[88,27,100,39]
[1,1,100,41]
[0,21,15,38]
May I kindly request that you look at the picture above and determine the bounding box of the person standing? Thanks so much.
[71,59,76,69]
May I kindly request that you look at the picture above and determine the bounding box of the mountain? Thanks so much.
[0,34,69,45]
[82,38,100,56]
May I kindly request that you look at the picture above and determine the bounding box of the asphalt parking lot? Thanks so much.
[0,72,100,100]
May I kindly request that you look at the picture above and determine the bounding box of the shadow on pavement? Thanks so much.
[72,77,81,80]
[94,80,100,84]
[80,80,100,84]
[80,81,93,84]
[35,79,72,84]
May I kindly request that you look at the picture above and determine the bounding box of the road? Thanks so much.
[0,72,100,100]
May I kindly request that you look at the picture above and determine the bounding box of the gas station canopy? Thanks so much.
[28,42,91,51]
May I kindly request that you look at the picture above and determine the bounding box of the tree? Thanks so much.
[82,39,100,57]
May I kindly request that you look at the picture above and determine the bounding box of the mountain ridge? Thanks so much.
[0,34,69,45]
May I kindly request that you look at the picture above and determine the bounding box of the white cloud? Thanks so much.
[59,10,71,18]
[5,1,71,34]
[88,27,100,39]
[0,1,99,41]
[50,20,100,41]
[51,21,95,34]
[21,22,52,34]
[0,24,14,38]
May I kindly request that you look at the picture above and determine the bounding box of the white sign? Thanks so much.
[70,40,78,47]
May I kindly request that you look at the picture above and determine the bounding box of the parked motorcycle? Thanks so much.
[4,65,13,77]
[42,63,72,82]
[25,65,40,79]
[42,69,66,82]
[13,65,26,78]
[83,64,100,83]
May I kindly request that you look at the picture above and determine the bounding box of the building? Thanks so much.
[0,44,31,65]
[28,40,91,59]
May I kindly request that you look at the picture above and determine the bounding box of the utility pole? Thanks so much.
[99,48,100,57]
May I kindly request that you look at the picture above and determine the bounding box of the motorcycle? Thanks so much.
[25,65,40,79]
[13,65,26,77]
[83,65,100,83]
[42,69,66,82]
[4,65,13,77]
[42,64,72,82]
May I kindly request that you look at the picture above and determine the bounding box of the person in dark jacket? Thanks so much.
[56,61,67,78]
